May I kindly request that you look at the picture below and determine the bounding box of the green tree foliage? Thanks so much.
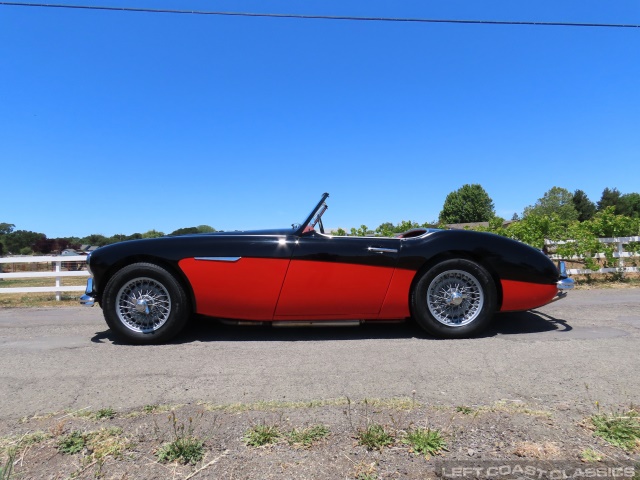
[142,229,165,238]
[3,230,46,254]
[81,234,110,247]
[196,225,216,233]
[618,193,640,218]
[170,227,200,236]
[0,223,15,235]
[523,186,579,222]
[572,189,596,221]
[438,184,495,224]
[597,187,621,212]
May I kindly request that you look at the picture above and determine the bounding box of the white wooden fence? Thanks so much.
[545,236,640,275]
[0,238,638,302]
[0,256,89,301]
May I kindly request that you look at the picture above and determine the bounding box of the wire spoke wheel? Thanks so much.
[115,277,172,333]
[426,269,484,327]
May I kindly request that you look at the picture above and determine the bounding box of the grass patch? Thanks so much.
[95,408,116,420]
[581,448,603,462]
[456,406,474,415]
[403,428,448,457]
[486,400,553,418]
[591,410,640,452]
[156,412,205,465]
[157,436,204,465]
[87,427,131,460]
[286,425,329,447]
[357,424,394,451]
[244,424,281,447]
[57,430,86,455]
[0,450,14,480]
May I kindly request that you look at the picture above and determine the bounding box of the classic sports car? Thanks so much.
[81,193,574,344]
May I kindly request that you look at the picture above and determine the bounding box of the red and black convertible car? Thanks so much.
[81,193,573,344]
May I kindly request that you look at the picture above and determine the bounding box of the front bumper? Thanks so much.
[80,278,95,307]
[549,261,574,303]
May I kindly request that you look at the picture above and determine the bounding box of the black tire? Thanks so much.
[102,262,190,344]
[411,259,496,338]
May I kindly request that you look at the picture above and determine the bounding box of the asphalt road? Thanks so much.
[0,288,638,419]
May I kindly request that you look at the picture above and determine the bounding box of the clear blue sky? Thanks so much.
[1,0,639,238]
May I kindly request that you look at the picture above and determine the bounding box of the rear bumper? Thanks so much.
[80,278,95,307]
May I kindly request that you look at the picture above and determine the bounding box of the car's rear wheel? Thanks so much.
[411,259,496,338]
[102,262,190,344]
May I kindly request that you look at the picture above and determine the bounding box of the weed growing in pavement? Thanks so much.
[456,406,474,415]
[156,411,205,465]
[95,408,116,420]
[402,427,448,457]
[244,423,281,447]
[357,424,394,451]
[286,425,329,448]
[590,409,640,452]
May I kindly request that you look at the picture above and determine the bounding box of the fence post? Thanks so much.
[618,239,625,268]
[55,260,61,301]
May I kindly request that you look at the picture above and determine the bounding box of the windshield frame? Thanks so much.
[294,192,329,236]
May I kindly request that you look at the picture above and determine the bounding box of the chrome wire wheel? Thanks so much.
[115,277,172,333]
[426,269,484,327]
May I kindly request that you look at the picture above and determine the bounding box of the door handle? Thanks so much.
[367,247,398,254]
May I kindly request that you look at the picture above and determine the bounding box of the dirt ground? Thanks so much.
[1,398,638,479]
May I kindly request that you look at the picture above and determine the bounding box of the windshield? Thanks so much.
[295,193,329,235]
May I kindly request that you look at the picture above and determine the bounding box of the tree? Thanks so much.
[597,187,621,212]
[618,193,640,218]
[572,189,596,221]
[170,227,200,236]
[0,223,15,235]
[3,230,46,254]
[438,184,495,224]
[142,230,165,238]
[523,187,578,222]
[197,225,216,233]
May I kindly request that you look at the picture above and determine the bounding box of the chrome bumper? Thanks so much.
[80,278,95,307]
[548,261,574,303]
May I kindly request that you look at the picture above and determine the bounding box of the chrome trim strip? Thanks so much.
[194,257,242,262]
[367,247,398,254]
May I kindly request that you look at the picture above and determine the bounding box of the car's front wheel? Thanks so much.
[411,259,496,338]
[102,262,190,344]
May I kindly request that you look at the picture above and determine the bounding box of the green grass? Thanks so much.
[403,428,448,457]
[456,406,474,415]
[591,410,640,452]
[156,412,205,464]
[95,408,116,420]
[244,424,281,447]
[286,425,329,447]
[0,450,14,480]
[57,431,86,454]
[357,424,394,451]
[580,448,603,462]
[157,436,204,465]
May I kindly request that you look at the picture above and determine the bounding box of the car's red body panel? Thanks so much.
[499,279,558,312]
[178,257,290,320]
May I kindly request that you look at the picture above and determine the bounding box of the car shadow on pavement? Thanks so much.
[90,310,572,344]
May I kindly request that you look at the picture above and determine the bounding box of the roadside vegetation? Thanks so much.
[2,398,638,479]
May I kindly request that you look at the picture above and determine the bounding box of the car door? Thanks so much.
[274,232,400,319]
